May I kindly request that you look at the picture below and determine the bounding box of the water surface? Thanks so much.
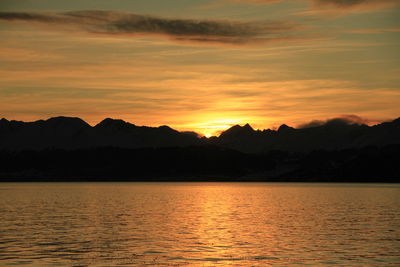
[0,182,399,266]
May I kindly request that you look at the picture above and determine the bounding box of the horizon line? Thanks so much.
[1,114,397,138]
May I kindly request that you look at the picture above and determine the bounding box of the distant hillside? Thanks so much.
[0,117,200,150]
[213,117,400,153]
[0,116,399,152]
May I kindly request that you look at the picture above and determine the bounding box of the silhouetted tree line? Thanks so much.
[0,144,399,182]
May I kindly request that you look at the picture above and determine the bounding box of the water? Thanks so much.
[0,183,399,266]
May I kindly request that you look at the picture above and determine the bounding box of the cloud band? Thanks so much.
[0,10,298,45]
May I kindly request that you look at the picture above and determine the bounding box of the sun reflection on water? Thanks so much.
[0,183,399,266]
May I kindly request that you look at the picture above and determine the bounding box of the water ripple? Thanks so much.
[0,182,400,266]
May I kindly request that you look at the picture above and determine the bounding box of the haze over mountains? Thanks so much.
[0,116,399,152]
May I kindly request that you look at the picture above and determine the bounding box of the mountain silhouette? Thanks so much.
[0,116,399,152]
[213,118,400,153]
[0,116,200,150]
[1,116,399,182]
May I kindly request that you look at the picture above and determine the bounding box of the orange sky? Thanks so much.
[0,0,399,136]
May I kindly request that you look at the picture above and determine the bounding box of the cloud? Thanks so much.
[385,27,400,32]
[308,0,400,14]
[198,0,282,9]
[299,114,373,128]
[230,0,283,4]
[345,27,400,34]
[227,0,399,13]
[313,0,396,7]
[0,10,300,46]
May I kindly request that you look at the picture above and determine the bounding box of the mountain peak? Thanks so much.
[96,118,133,128]
[219,123,255,138]
[0,118,10,128]
[392,117,400,124]
[159,125,172,130]
[47,116,87,123]
[158,125,178,134]
[278,124,294,132]
[230,123,254,132]
[243,123,254,130]
[45,116,90,128]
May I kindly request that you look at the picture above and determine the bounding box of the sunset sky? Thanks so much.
[1,0,399,136]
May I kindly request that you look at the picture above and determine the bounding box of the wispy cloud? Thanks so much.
[224,0,400,14]
[0,10,301,46]
[345,27,400,34]
[309,0,400,14]
[230,0,283,4]
[313,0,397,8]
[1,57,399,133]
[298,114,375,128]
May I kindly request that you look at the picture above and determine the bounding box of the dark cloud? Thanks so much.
[310,0,400,13]
[231,0,399,12]
[314,0,369,6]
[299,115,371,128]
[231,0,283,4]
[313,0,399,7]
[0,10,299,45]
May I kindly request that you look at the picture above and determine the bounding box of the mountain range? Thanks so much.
[1,116,399,152]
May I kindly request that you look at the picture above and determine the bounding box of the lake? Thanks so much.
[0,182,399,266]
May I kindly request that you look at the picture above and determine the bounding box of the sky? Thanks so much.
[0,0,399,136]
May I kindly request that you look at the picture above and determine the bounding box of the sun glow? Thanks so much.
[187,119,247,137]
